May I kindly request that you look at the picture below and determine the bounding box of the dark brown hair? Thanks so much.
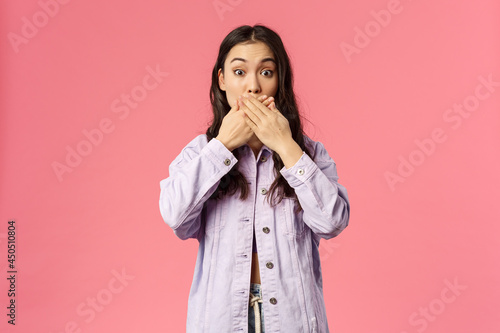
[207,24,312,213]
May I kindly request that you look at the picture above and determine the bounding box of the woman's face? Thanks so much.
[218,41,278,108]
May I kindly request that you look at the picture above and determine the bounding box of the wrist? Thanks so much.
[216,135,234,151]
[278,138,303,169]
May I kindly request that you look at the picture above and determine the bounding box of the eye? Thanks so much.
[261,70,273,77]
[234,69,244,76]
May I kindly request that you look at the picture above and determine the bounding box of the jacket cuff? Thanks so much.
[279,152,320,187]
[202,138,238,171]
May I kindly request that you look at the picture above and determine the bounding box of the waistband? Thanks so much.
[249,283,263,333]
[250,283,261,297]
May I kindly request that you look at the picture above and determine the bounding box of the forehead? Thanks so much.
[226,41,275,65]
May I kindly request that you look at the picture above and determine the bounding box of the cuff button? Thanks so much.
[297,168,304,175]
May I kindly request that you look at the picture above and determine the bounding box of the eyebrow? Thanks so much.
[229,57,276,65]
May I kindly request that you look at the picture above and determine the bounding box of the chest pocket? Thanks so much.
[203,198,226,233]
[281,197,306,237]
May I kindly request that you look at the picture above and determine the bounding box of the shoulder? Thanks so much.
[173,133,231,163]
[186,133,209,147]
[170,134,208,166]
[179,133,212,153]
[303,134,335,164]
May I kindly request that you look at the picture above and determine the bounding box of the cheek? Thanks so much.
[225,82,245,99]
[231,97,238,107]
[264,78,278,94]
[264,86,278,98]
[224,83,240,97]
[226,95,237,107]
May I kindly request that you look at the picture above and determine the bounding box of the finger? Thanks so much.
[245,94,273,117]
[241,96,264,120]
[228,100,240,114]
[226,101,240,116]
[262,97,273,107]
[240,98,262,126]
[243,113,257,131]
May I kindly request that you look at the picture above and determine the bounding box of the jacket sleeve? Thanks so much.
[159,135,238,240]
[279,138,350,239]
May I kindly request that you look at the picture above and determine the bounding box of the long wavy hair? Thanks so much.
[207,24,312,214]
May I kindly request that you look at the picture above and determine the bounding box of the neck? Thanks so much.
[247,134,264,150]
[247,134,263,157]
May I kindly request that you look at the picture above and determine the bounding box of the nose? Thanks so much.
[246,73,261,95]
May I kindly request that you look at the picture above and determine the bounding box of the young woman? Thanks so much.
[159,24,350,333]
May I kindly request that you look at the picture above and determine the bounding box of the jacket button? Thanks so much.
[262,227,270,234]
[224,158,231,166]
[269,297,277,305]
[266,262,274,269]
[260,188,267,195]
[260,156,267,162]
[297,168,304,175]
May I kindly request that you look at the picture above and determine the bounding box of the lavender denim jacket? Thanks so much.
[159,134,350,333]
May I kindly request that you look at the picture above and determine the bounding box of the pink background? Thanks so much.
[1,0,499,332]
